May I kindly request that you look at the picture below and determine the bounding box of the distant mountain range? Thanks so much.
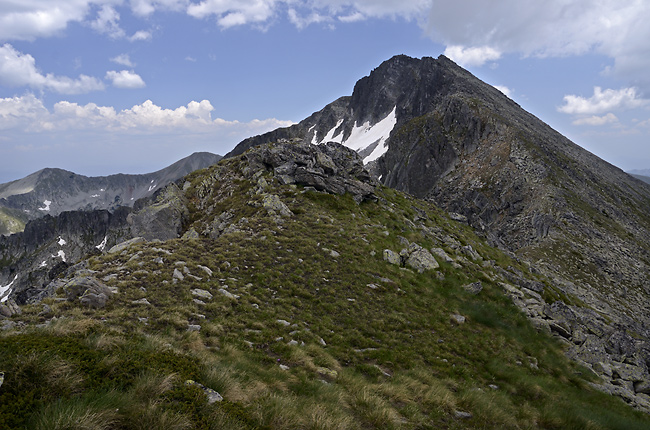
[0,152,221,236]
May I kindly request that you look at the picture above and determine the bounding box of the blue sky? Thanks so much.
[1,1,650,183]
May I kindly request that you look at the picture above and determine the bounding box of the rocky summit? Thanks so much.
[1,56,650,428]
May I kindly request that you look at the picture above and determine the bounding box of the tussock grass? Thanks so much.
[2,154,650,429]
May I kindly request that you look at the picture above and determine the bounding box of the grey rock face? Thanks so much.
[243,141,378,203]
[64,276,113,309]
[0,152,220,236]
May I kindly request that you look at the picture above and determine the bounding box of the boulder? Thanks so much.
[383,249,401,265]
[64,276,113,309]
[405,247,439,272]
[108,237,146,254]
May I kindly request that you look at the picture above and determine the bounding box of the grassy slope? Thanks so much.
[1,158,649,429]
[0,206,28,236]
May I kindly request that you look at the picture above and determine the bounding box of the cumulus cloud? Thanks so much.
[426,1,650,91]
[0,44,104,94]
[0,95,292,134]
[187,0,277,28]
[111,54,135,67]
[0,0,92,41]
[444,45,501,67]
[558,87,647,115]
[186,0,430,29]
[572,113,619,126]
[0,95,294,181]
[90,5,126,39]
[105,70,146,89]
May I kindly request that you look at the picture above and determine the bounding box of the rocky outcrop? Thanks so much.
[243,140,378,203]
[64,275,113,309]
[127,183,189,241]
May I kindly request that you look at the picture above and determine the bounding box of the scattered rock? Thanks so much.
[218,288,237,299]
[187,324,202,332]
[132,298,151,305]
[277,319,291,326]
[405,246,439,272]
[173,268,184,281]
[454,410,472,419]
[108,237,146,254]
[64,276,113,309]
[197,265,213,276]
[430,247,454,263]
[0,299,21,317]
[185,380,223,403]
[463,281,483,295]
[191,289,213,300]
[262,194,293,217]
[383,249,401,265]
[450,314,466,325]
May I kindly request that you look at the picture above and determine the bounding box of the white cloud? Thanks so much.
[130,0,189,17]
[426,1,650,91]
[0,95,293,134]
[493,85,512,98]
[558,87,647,115]
[185,0,431,29]
[0,94,49,130]
[338,12,365,23]
[187,0,277,28]
[288,8,330,29]
[129,30,153,41]
[90,5,126,39]
[111,54,135,67]
[444,45,501,67]
[572,113,619,126]
[105,70,146,89]
[0,0,93,41]
[0,44,104,94]
[0,95,294,182]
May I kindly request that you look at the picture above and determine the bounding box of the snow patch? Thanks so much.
[315,107,397,164]
[311,130,318,145]
[100,188,105,191]
[308,124,316,132]
[39,261,47,268]
[321,119,344,144]
[58,236,67,246]
[148,184,156,192]
[52,250,66,262]
[378,174,383,181]
[91,194,100,198]
[38,200,52,211]
[0,275,17,303]
[96,236,108,251]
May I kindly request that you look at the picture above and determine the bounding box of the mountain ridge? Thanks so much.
[0,151,221,236]
[2,55,650,424]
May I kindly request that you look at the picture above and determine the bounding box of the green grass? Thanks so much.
[1,153,649,429]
